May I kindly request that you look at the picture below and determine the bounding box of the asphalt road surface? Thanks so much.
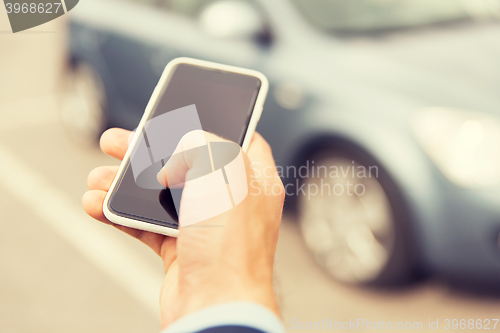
[1,13,500,333]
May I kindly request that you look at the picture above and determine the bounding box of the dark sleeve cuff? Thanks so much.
[196,325,265,333]
[161,302,285,333]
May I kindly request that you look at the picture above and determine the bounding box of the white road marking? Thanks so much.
[0,143,164,316]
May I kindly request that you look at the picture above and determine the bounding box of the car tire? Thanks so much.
[59,62,107,146]
[296,144,416,286]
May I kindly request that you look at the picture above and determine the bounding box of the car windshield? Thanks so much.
[290,0,500,33]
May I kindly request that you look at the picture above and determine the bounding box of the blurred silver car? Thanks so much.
[64,0,500,286]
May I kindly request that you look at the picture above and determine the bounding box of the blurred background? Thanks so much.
[2,0,500,332]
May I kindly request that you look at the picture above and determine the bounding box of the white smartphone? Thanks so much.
[103,57,269,237]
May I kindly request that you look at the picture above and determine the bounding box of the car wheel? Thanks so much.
[297,148,414,286]
[59,63,107,145]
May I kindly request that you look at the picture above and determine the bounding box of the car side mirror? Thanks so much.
[199,0,268,42]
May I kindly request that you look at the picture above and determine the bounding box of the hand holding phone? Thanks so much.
[83,128,285,327]
[83,58,285,326]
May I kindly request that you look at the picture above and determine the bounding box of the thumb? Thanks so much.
[156,130,250,227]
[156,130,231,188]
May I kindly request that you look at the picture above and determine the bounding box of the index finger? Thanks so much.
[100,128,133,161]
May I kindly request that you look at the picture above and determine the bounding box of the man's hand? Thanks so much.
[82,128,285,328]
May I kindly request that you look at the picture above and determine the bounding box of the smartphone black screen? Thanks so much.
[108,63,262,228]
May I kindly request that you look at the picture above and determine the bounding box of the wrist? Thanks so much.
[177,275,279,320]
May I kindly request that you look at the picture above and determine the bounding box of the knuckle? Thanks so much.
[275,178,286,201]
[279,184,286,201]
[253,132,272,152]
[261,139,273,154]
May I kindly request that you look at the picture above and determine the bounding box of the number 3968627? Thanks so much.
[5,3,63,14]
